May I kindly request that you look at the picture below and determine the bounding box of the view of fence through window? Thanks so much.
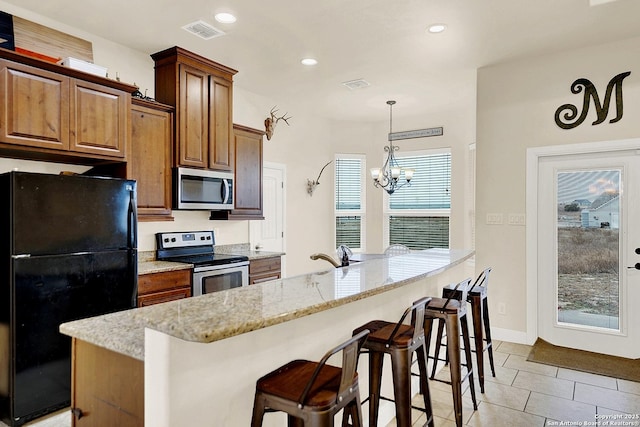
[556,169,620,330]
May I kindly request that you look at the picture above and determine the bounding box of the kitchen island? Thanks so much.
[61,248,474,426]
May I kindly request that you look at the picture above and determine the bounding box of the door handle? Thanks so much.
[627,263,640,270]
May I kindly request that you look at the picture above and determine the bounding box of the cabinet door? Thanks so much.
[130,101,173,220]
[209,75,233,171]
[0,59,70,150]
[233,125,263,217]
[70,79,128,158]
[72,339,143,427]
[177,64,208,168]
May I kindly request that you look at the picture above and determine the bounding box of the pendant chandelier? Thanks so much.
[370,100,414,194]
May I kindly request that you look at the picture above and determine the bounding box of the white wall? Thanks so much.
[0,1,476,279]
[476,36,640,338]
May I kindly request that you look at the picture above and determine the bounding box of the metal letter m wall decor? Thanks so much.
[554,71,631,130]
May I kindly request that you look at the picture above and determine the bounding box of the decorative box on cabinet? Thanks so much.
[209,124,264,220]
[128,98,174,221]
[0,49,134,163]
[137,268,191,307]
[151,46,237,171]
[249,256,281,285]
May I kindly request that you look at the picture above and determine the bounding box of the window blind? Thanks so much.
[390,153,451,210]
[335,158,362,210]
[389,216,449,249]
[336,216,361,247]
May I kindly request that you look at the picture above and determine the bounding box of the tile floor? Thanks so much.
[5,340,639,427]
[386,340,640,426]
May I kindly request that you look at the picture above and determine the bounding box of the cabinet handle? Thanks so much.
[71,408,84,419]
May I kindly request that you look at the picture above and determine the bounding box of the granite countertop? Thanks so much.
[61,248,473,361]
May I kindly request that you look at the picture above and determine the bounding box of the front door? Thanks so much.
[537,146,640,358]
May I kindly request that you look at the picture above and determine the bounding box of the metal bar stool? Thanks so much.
[250,329,370,427]
[352,297,434,427]
[424,278,478,427]
[440,267,495,392]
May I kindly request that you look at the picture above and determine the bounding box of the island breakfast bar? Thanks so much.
[60,248,474,426]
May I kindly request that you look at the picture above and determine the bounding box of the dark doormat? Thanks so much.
[527,338,640,382]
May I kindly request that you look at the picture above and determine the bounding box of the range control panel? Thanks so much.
[157,231,214,249]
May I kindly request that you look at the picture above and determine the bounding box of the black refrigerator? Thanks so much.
[0,171,138,426]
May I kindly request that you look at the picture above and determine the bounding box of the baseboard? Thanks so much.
[490,326,531,345]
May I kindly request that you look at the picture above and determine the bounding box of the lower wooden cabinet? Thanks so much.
[71,339,143,427]
[249,256,281,284]
[137,269,191,307]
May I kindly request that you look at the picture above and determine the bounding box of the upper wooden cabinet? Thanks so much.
[151,47,237,171]
[0,49,134,163]
[210,124,264,220]
[128,98,174,221]
[70,79,128,157]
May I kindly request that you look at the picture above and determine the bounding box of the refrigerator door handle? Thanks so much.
[127,186,137,249]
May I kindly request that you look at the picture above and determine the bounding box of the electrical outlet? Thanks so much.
[486,213,504,225]
[498,302,506,315]
[508,213,526,226]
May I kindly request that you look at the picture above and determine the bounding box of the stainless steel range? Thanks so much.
[156,231,249,295]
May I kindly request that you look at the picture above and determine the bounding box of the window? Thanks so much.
[335,154,365,250]
[385,149,451,249]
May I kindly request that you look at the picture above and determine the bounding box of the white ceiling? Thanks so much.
[6,0,640,122]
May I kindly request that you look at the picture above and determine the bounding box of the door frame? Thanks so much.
[525,138,640,345]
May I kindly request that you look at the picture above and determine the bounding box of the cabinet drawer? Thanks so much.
[137,287,191,307]
[249,257,281,275]
[249,271,281,285]
[138,269,191,295]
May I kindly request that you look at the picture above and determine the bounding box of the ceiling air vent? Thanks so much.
[182,20,225,40]
[342,79,370,90]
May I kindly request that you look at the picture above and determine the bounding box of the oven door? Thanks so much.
[192,262,249,296]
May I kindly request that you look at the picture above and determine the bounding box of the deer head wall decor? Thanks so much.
[264,106,292,140]
[307,160,332,196]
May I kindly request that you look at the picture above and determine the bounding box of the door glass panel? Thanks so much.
[556,169,620,330]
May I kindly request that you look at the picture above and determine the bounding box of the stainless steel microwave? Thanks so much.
[174,167,234,210]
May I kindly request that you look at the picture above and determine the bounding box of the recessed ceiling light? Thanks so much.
[427,23,447,33]
[301,58,318,66]
[214,13,237,24]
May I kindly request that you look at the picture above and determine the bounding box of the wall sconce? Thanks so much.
[307,161,332,196]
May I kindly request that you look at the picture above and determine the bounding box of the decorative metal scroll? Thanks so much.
[554,71,631,130]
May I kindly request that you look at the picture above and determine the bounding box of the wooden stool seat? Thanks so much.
[354,297,434,427]
[251,330,369,427]
[354,321,415,347]
[256,360,348,410]
[423,297,466,314]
